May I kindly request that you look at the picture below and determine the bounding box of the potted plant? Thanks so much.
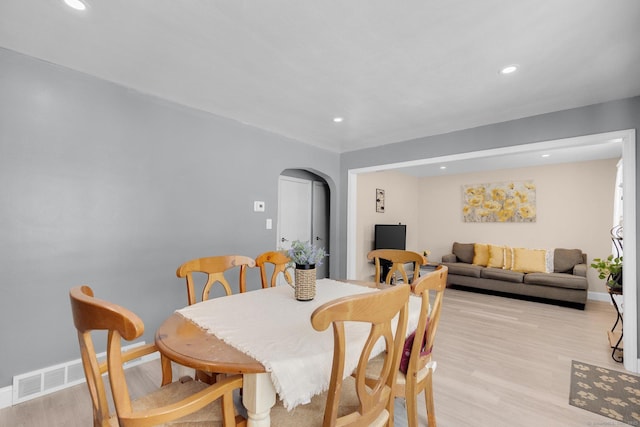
[591,255,623,290]
[288,240,326,268]
[287,240,326,301]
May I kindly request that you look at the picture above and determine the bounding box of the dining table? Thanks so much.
[155,278,422,427]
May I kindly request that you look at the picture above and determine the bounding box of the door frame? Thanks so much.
[313,180,330,278]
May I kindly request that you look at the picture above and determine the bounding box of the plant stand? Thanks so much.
[607,285,623,362]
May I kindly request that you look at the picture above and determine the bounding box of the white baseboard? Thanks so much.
[0,386,12,410]
[587,291,610,302]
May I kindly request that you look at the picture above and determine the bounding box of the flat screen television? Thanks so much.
[374,224,406,250]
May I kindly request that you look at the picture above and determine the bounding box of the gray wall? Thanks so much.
[0,48,340,387]
[339,95,640,372]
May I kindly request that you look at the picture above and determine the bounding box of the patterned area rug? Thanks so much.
[569,360,640,425]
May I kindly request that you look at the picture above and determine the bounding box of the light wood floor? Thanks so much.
[0,289,630,426]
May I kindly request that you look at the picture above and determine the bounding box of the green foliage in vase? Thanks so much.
[287,240,326,267]
[590,255,623,288]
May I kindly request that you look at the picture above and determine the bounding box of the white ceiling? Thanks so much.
[1,0,639,157]
[394,133,624,177]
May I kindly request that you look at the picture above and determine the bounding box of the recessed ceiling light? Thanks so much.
[64,0,86,10]
[439,166,447,170]
[500,65,519,75]
[541,154,551,158]
[333,117,344,123]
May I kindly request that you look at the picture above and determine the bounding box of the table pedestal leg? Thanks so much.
[243,373,276,427]
[171,362,195,380]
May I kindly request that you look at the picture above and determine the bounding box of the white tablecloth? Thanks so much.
[176,279,421,410]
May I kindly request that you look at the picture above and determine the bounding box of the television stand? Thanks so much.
[379,260,392,283]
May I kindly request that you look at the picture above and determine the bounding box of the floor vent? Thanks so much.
[12,341,155,405]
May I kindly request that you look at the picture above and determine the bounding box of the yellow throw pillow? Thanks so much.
[472,243,489,266]
[487,245,505,268]
[512,248,547,273]
[504,246,513,270]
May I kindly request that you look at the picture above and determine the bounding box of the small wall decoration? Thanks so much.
[376,188,385,213]
[462,180,536,223]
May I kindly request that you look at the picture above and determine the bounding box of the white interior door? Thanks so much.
[277,176,312,251]
[313,181,329,278]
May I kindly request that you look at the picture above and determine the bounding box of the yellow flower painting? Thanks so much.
[462,180,536,222]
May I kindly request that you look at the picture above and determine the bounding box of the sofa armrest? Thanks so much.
[573,263,587,277]
[442,254,457,263]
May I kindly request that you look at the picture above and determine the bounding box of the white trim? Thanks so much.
[346,171,358,279]
[348,131,626,176]
[621,129,637,373]
[588,291,611,302]
[2,341,157,409]
[0,386,12,410]
[346,130,637,374]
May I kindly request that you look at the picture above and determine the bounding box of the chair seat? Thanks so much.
[130,379,228,426]
[269,376,389,427]
[103,372,233,427]
[395,360,436,386]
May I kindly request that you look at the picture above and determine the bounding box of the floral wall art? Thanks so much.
[462,180,536,223]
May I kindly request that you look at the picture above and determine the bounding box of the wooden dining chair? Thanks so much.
[270,284,410,427]
[69,285,245,427]
[367,249,426,285]
[369,265,448,427]
[255,250,293,288]
[176,255,256,305]
[397,264,448,427]
[176,255,255,383]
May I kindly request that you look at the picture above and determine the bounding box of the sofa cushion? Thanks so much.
[472,243,489,266]
[399,327,430,375]
[487,245,505,268]
[524,272,588,290]
[505,246,513,270]
[452,242,474,264]
[545,249,554,273]
[481,267,524,283]
[443,262,483,278]
[512,248,547,273]
[554,248,584,273]
[573,263,587,277]
[441,253,457,263]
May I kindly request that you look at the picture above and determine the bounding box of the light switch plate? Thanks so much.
[254,201,265,212]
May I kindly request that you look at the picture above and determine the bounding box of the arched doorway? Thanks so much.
[278,169,330,278]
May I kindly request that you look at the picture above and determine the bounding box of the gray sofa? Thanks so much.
[441,242,588,309]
